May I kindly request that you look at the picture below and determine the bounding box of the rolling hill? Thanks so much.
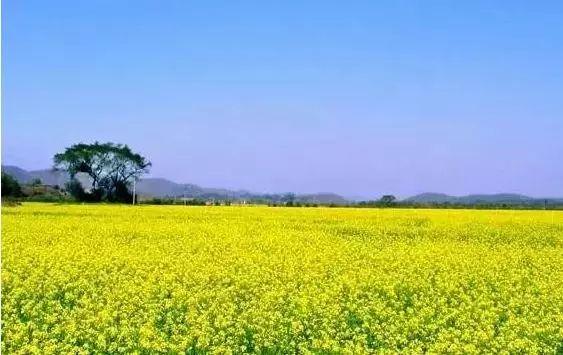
[405,192,563,205]
[2,166,349,204]
[2,165,69,186]
[4,165,560,205]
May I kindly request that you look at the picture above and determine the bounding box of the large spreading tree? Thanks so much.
[54,142,151,202]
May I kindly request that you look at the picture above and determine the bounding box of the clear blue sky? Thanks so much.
[3,1,563,198]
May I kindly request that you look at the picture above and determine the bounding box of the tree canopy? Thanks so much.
[380,195,397,206]
[54,142,151,202]
[1,172,23,198]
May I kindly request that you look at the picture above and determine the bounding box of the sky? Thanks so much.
[3,1,563,199]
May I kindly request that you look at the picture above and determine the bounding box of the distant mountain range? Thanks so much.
[3,165,561,205]
[2,165,70,186]
[1,165,348,204]
[405,192,563,205]
[135,178,348,204]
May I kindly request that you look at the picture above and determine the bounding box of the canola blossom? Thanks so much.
[2,203,562,353]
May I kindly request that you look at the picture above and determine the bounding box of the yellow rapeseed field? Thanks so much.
[2,203,562,353]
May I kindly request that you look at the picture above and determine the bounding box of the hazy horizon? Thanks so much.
[4,163,563,201]
[3,1,563,198]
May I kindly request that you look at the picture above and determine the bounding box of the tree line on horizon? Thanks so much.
[2,141,397,206]
[2,141,562,210]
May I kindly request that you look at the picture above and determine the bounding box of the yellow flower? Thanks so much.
[2,203,562,352]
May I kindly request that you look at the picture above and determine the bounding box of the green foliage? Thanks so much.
[21,183,69,202]
[54,142,151,202]
[282,193,296,206]
[108,180,132,203]
[1,173,23,198]
[380,195,397,206]
[25,194,68,203]
[65,179,87,201]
